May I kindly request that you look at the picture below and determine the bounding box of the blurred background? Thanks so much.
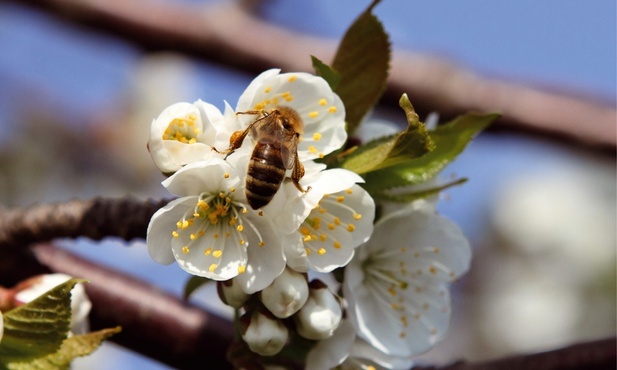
[0,0,615,368]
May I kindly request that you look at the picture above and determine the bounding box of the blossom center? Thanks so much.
[162,114,200,144]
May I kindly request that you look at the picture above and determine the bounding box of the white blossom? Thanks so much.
[344,200,471,357]
[147,157,285,294]
[284,183,375,273]
[148,100,236,173]
[236,69,347,162]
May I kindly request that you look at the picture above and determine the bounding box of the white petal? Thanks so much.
[171,219,246,281]
[305,318,356,370]
[264,168,364,234]
[163,159,242,198]
[303,185,375,272]
[236,68,281,113]
[236,70,347,160]
[282,233,310,273]
[347,338,415,370]
[147,197,198,264]
[234,215,286,294]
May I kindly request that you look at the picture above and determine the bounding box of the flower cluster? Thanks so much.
[147,69,373,294]
[146,69,472,369]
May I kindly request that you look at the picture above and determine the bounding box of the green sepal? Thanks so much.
[331,0,390,135]
[183,275,212,300]
[340,94,434,174]
[2,327,122,370]
[0,278,87,363]
[362,112,500,196]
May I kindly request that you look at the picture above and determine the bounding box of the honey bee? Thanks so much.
[214,106,308,209]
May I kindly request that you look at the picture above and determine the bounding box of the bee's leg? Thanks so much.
[212,128,249,156]
[291,155,310,193]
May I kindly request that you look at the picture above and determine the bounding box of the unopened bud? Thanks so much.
[240,310,288,356]
[294,280,342,340]
[217,279,250,309]
[260,267,308,318]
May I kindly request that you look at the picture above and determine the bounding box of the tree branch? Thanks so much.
[13,0,617,149]
[419,337,616,370]
[0,197,169,248]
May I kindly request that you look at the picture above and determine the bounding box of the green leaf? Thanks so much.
[331,0,390,135]
[311,55,340,90]
[362,112,500,194]
[0,279,87,363]
[373,177,468,203]
[340,94,434,174]
[183,275,213,300]
[4,327,121,370]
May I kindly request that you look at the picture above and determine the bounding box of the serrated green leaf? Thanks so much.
[331,0,390,135]
[183,276,212,300]
[340,94,434,174]
[362,112,500,193]
[0,279,87,363]
[4,327,121,370]
[311,55,340,90]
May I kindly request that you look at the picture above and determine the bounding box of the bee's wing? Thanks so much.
[251,114,285,145]
[282,133,300,170]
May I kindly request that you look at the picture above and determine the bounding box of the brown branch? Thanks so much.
[0,197,169,248]
[0,242,233,369]
[418,337,616,370]
[14,0,617,149]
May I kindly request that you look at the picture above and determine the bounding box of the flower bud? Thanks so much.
[217,279,250,309]
[294,280,342,340]
[260,267,308,318]
[13,274,92,335]
[240,310,288,356]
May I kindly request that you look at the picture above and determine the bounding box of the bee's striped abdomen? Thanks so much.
[246,143,286,209]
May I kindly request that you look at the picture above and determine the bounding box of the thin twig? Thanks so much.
[12,0,617,149]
